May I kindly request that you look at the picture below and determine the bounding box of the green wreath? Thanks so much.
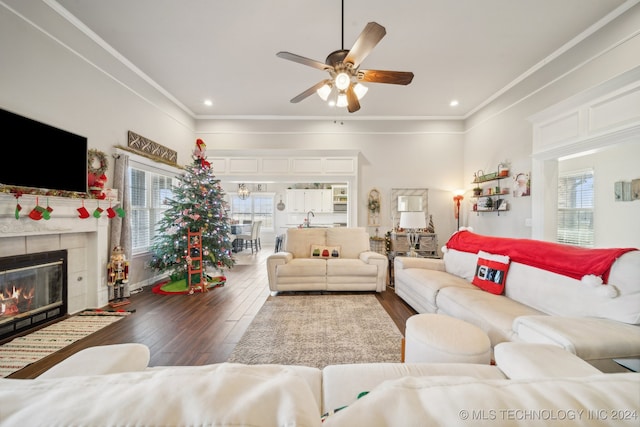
[88,149,108,176]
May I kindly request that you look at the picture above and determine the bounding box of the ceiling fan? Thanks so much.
[276,2,414,113]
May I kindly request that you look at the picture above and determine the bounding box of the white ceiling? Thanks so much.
[50,0,630,119]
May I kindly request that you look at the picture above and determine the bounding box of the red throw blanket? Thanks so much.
[446,231,637,283]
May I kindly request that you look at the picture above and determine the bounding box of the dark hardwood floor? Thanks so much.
[7,247,417,379]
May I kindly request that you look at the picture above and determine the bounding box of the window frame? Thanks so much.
[228,192,275,232]
[556,168,594,247]
[125,152,182,256]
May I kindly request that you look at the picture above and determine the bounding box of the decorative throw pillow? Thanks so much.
[310,244,341,259]
[472,250,510,295]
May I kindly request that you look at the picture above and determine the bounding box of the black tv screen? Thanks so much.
[0,108,88,194]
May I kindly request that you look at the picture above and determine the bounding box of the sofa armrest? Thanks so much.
[266,252,294,291]
[38,343,150,379]
[359,251,385,263]
[394,256,445,272]
[359,251,388,292]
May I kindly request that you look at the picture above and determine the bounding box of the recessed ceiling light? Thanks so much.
[204,99,213,106]
[450,100,459,107]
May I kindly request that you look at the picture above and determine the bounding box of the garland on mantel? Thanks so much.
[1,186,87,198]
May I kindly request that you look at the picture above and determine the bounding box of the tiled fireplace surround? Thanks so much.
[0,193,111,314]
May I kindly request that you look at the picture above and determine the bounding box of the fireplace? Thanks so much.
[0,250,68,341]
[0,193,112,322]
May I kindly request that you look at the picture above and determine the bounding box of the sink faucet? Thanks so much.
[306,210,315,227]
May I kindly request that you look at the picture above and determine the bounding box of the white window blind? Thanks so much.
[557,168,594,247]
[129,167,176,254]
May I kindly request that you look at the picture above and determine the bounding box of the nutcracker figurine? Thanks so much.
[107,245,130,307]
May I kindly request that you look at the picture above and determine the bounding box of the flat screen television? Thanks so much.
[0,108,88,194]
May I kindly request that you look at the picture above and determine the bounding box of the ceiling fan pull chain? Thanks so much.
[341,0,344,50]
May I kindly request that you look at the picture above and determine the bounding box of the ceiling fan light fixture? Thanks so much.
[353,82,368,100]
[334,72,351,91]
[336,92,348,108]
[316,83,332,101]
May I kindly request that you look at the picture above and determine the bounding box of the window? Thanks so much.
[229,193,274,231]
[557,168,594,247]
[129,166,176,254]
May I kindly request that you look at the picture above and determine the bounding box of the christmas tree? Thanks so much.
[148,139,235,283]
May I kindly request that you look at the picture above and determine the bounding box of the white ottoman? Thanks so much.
[404,314,492,364]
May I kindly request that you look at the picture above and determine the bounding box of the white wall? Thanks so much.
[0,4,195,165]
[1,1,639,298]
[196,119,466,246]
[462,3,640,245]
[559,142,640,247]
[0,3,195,290]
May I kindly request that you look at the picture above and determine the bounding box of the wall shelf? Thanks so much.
[472,170,510,216]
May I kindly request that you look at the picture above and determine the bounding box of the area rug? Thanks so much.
[0,310,131,377]
[227,294,403,369]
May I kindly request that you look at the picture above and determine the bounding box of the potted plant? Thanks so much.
[472,172,483,196]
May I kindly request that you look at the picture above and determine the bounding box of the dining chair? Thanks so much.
[237,221,261,253]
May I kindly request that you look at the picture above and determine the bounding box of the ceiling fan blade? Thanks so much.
[289,80,332,103]
[276,51,332,71]
[346,85,360,113]
[358,69,414,85]
[343,22,386,68]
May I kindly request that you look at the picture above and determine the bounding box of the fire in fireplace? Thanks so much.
[0,250,68,341]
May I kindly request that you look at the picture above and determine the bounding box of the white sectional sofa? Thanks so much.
[1,343,637,426]
[394,229,640,369]
[267,227,388,293]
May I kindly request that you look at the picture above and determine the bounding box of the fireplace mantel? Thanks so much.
[0,192,117,312]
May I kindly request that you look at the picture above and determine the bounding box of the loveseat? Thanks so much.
[394,229,640,370]
[1,342,638,426]
[267,227,388,293]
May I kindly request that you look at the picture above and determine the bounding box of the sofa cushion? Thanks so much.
[513,315,640,361]
[321,362,505,416]
[395,267,476,313]
[275,258,326,277]
[608,250,640,295]
[321,373,640,427]
[494,342,603,379]
[0,363,323,426]
[446,230,637,282]
[443,248,478,281]
[326,227,370,259]
[326,258,377,277]
[311,244,341,258]
[472,250,510,295]
[436,286,544,345]
[285,228,327,258]
[505,260,640,325]
[445,243,640,325]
